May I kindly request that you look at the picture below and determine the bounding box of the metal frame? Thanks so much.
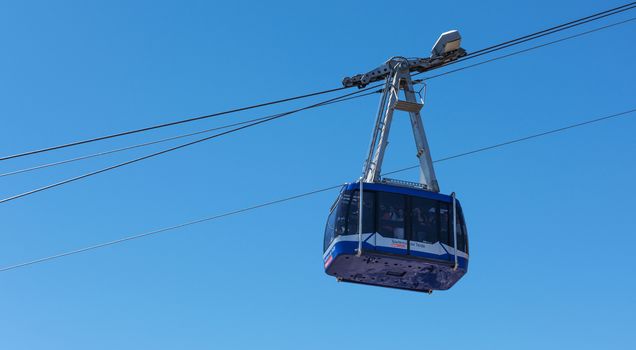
[342,30,466,89]
[452,192,458,270]
[357,179,363,256]
[360,58,440,192]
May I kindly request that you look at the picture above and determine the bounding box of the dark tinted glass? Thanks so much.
[411,197,438,243]
[324,207,337,251]
[439,202,451,245]
[377,192,406,239]
[347,190,375,234]
[334,192,349,236]
[456,204,468,253]
[323,193,350,252]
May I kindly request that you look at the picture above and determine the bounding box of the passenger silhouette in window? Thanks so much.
[411,198,438,244]
[346,191,375,235]
[378,193,405,239]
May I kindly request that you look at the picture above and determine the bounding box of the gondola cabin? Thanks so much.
[326,30,471,293]
[323,181,468,293]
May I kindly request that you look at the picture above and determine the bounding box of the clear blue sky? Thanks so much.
[1,1,635,349]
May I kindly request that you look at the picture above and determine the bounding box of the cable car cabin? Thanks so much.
[323,182,468,293]
[328,35,471,292]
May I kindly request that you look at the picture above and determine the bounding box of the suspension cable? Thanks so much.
[462,2,636,59]
[2,2,634,163]
[411,2,636,77]
[419,17,636,82]
[1,107,633,272]
[0,86,350,162]
[0,85,380,204]
[6,15,633,179]
[0,90,381,178]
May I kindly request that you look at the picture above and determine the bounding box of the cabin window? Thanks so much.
[377,192,406,239]
[324,207,337,251]
[346,190,375,234]
[326,187,466,254]
[439,202,451,246]
[410,197,438,244]
[456,204,468,253]
[323,193,348,251]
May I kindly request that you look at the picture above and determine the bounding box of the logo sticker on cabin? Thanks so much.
[391,240,407,249]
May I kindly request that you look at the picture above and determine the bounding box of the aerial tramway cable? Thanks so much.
[1,107,634,272]
[3,16,634,179]
[0,85,380,204]
[1,1,634,163]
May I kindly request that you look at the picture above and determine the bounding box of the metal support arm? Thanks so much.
[347,30,467,192]
[342,30,466,89]
[360,58,440,192]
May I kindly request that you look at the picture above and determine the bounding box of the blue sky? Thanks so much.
[0,1,635,349]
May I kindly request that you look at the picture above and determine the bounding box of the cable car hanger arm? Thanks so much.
[345,30,468,192]
[342,30,467,89]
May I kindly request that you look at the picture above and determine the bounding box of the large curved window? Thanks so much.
[377,192,405,239]
[455,204,468,253]
[439,202,451,246]
[346,190,375,235]
[411,197,438,244]
[323,193,348,252]
[325,188,467,254]
[323,207,337,251]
